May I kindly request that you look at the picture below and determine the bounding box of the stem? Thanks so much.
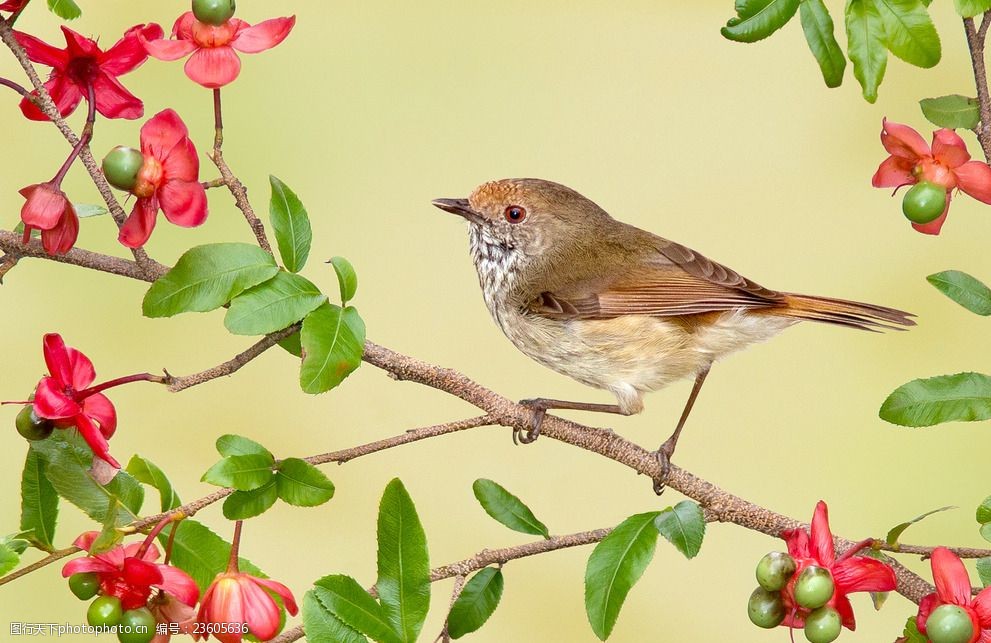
[163,521,179,566]
[7,0,30,25]
[0,75,27,97]
[213,88,223,150]
[965,14,991,161]
[227,520,243,573]
[837,538,876,563]
[76,372,167,399]
[136,516,175,559]
[50,84,95,188]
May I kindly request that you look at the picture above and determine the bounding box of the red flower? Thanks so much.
[18,182,78,255]
[144,12,295,88]
[0,0,29,12]
[779,501,897,631]
[873,118,991,235]
[62,531,199,611]
[118,109,207,248]
[14,24,162,121]
[916,547,991,643]
[30,334,119,467]
[195,571,298,642]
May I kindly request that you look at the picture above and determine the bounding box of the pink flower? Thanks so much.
[14,24,162,121]
[62,531,199,611]
[916,547,991,643]
[779,501,897,631]
[872,118,991,235]
[118,109,207,248]
[195,571,298,642]
[18,182,78,255]
[144,12,295,88]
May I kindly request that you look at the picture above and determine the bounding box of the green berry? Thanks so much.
[747,587,786,629]
[87,595,122,628]
[102,146,144,192]
[68,572,100,600]
[794,565,835,610]
[926,604,975,643]
[15,405,54,441]
[756,551,796,592]
[804,606,842,643]
[192,0,236,25]
[117,607,156,643]
[902,181,947,224]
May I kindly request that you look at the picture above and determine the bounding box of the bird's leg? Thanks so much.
[516,398,626,444]
[652,366,711,495]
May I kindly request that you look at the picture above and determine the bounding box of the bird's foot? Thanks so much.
[515,398,548,445]
[650,441,675,495]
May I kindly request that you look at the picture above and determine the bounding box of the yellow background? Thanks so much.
[2,1,991,641]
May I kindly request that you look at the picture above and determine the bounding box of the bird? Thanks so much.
[432,178,914,491]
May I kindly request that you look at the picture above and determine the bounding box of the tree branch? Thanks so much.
[165,326,299,392]
[965,13,991,161]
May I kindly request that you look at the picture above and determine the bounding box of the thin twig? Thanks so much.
[165,326,299,392]
[965,14,991,161]
[436,574,466,643]
[0,75,28,96]
[0,546,80,587]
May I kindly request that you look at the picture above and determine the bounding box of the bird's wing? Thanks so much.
[529,238,785,319]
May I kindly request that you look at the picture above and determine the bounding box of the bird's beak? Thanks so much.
[431,198,485,225]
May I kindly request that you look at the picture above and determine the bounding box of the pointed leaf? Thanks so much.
[163,518,264,592]
[299,303,365,394]
[20,448,58,550]
[978,496,991,524]
[472,479,550,538]
[800,0,846,87]
[75,204,107,218]
[126,455,180,512]
[377,479,430,643]
[900,616,928,642]
[142,243,279,318]
[654,501,706,559]
[927,270,991,316]
[201,454,275,490]
[312,575,400,643]
[721,0,800,42]
[955,0,991,17]
[302,589,368,643]
[885,506,955,547]
[269,176,313,273]
[0,541,20,577]
[874,0,941,68]
[880,372,991,426]
[846,0,888,103]
[584,512,661,640]
[225,271,326,335]
[222,479,278,519]
[278,331,303,357]
[47,0,81,20]
[447,568,504,639]
[977,557,991,587]
[329,256,358,304]
[920,96,981,130]
[216,434,272,458]
[276,458,335,507]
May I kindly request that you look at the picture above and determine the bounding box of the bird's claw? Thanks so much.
[515,399,546,445]
[651,445,673,495]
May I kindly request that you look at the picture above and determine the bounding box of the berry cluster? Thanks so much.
[70,573,156,643]
[748,551,842,643]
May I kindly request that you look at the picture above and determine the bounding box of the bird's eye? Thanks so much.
[504,205,527,223]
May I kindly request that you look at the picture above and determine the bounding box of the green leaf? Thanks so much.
[955,0,991,17]
[312,575,400,643]
[800,0,846,87]
[329,256,358,304]
[874,0,941,68]
[584,512,661,641]
[0,541,21,577]
[721,0,800,42]
[927,270,991,316]
[278,331,303,357]
[223,479,279,520]
[900,616,928,643]
[126,455,180,512]
[880,372,991,426]
[164,518,264,592]
[977,557,991,587]
[216,434,272,458]
[300,303,366,394]
[302,590,369,643]
[846,0,888,103]
[978,496,991,524]
[89,498,125,554]
[447,568,504,639]
[269,176,313,273]
[377,479,430,643]
[75,204,107,218]
[472,479,550,538]
[983,522,991,543]
[30,433,141,525]
[201,454,275,490]
[20,449,58,550]
[654,501,706,559]
[885,506,955,547]
[920,96,981,130]
[276,458,335,507]
[47,0,81,20]
[224,271,326,336]
[142,243,279,318]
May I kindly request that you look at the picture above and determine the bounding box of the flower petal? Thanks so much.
[912,193,950,235]
[20,184,69,230]
[809,501,835,566]
[42,333,74,383]
[119,197,159,249]
[955,160,991,204]
[872,156,916,188]
[82,393,116,438]
[74,413,120,468]
[62,556,117,577]
[831,593,857,630]
[917,592,938,634]
[90,71,144,120]
[123,556,164,587]
[64,345,96,390]
[73,531,100,551]
[832,556,897,593]
[156,564,200,607]
[881,118,931,160]
[932,547,973,606]
[782,526,810,559]
[159,180,208,227]
[253,577,299,615]
[184,46,241,88]
[172,12,197,40]
[60,26,100,59]
[230,16,296,54]
[20,75,84,121]
[101,23,162,75]
[162,137,199,182]
[140,109,189,161]
[13,30,68,68]
[144,37,198,61]
[33,378,79,419]
[974,586,991,626]
[931,129,972,168]
[240,578,282,640]
[40,206,78,255]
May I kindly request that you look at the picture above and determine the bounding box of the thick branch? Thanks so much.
[965,14,991,161]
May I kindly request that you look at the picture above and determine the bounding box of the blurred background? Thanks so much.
[2,1,990,640]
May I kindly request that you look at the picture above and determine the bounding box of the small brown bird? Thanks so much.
[433,179,914,490]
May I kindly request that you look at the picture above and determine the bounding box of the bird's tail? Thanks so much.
[766,293,916,331]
